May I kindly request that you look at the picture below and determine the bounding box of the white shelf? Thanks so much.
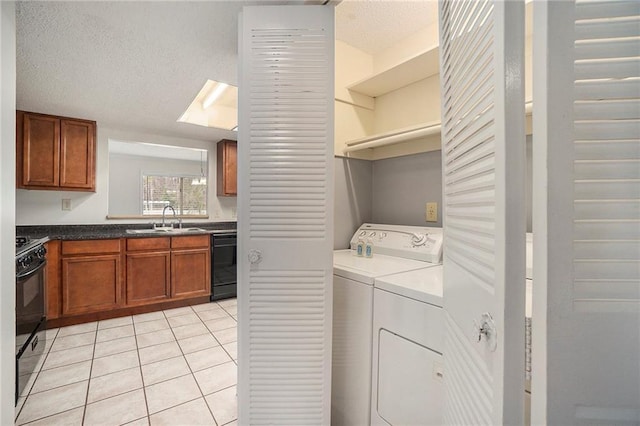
[347,47,440,98]
[343,103,533,154]
[344,122,441,153]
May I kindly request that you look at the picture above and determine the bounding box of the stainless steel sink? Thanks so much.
[126,228,206,234]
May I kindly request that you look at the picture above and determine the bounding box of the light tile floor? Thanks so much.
[15,298,238,426]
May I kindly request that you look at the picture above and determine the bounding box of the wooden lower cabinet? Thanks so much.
[61,254,121,316]
[171,249,211,299]
[126,251,171,305]
[45,240,61,320]
[47,235,211,325]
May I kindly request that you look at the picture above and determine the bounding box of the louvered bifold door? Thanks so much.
[237,6,335,426]
[531,1,640,423]
[439,1,526,424]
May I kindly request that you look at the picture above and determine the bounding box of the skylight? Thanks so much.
[178,80,238,130]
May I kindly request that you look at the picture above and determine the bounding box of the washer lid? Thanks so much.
[374,265,443,307]
[333,250,431,285]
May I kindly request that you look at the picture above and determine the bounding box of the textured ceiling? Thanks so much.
[16,1,434,142]
[16,1,249,142]
[335,0,438,54]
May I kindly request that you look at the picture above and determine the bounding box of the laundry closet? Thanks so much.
[331,2,536,425]
[236,1,639,423]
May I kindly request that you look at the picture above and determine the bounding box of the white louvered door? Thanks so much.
[439,1,526,424]
[532,1,640,423]
[237,6,334,425]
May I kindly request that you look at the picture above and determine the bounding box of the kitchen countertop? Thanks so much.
[16,222,237,241]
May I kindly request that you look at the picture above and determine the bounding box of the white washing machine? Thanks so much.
[332,224,443,426]
[370,265,445,426]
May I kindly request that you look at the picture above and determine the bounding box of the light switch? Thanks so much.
[426,202,437,222]
[62,199,72,211]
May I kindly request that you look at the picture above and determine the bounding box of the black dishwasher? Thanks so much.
[210,231,237,301]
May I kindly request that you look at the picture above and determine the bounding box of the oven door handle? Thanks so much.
[213,243,237,248]
[16,260,46,281]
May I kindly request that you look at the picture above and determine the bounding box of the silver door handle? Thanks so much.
[248,249,263,265]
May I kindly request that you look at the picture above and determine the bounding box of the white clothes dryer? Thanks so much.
[332,224,443,426]
[370,265,444,426]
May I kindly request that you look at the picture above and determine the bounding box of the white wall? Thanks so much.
[108,153,203,216]
[372,150,443,227]
[16,127,237,224]
[0,1,16,422]
[334,156,372,249]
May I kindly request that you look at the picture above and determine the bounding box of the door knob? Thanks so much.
[248,249,263,265]
[474,312,497,352]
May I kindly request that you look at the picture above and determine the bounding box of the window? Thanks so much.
[142,174,207,216]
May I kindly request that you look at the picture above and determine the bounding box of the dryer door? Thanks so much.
[377,330,444,426]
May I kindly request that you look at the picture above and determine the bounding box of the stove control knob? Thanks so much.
[18,255,33,268]
[35,247,47,259]
[411,233,428,247]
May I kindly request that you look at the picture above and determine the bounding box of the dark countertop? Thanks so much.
[16,222,237,241]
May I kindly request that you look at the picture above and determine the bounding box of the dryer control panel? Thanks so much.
[349,223,443,263]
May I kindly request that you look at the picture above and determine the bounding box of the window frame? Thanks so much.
[140,171,208,217]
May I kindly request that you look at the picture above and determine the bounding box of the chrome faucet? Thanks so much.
[161,205,177,228]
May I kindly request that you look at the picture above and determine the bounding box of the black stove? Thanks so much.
[15,235,48,405]
[16,236,49,259]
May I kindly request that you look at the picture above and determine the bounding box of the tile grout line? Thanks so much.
[166,305,220,426]
[14,327,59,423]
[17,301,236,425]
[81,323,100,425]
[202,301,238,366]
[132,314,152,425]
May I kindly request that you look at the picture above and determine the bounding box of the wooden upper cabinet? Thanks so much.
[60,119,95,189]
[217,139,237,196]
[21,113,60,188]
[17,111,96,191]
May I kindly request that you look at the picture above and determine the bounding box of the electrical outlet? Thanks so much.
[426,202,438,222]
[62,199,72,211]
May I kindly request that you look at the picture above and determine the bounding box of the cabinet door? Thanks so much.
[60,119,95,190]
[45,240,61,320]
[217,139,237,196]
[22,113,60,188]
[126,251,171,306]
[171,249,210,299]
[61,254,121,316]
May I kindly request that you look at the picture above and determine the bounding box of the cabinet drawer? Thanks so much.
[62,239,120,255]
[127,237,170,251]
[171,235,209,249]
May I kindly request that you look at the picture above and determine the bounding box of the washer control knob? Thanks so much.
[359,231,367,237]
[411,233,428,247]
